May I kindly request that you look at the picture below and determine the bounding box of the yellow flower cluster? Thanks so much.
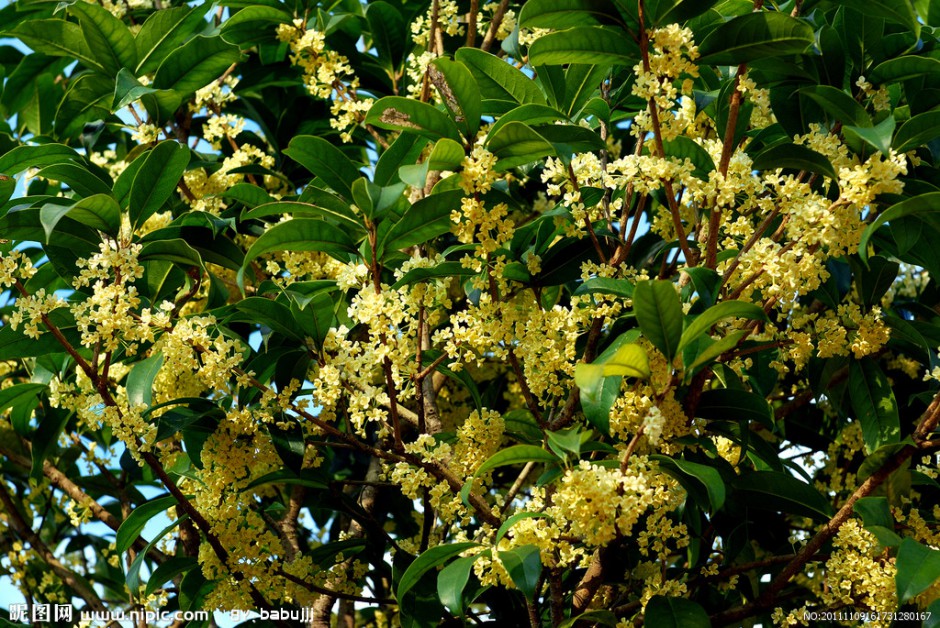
[632,25,699,136]
[820,520,897,624]
[0,250,36,287]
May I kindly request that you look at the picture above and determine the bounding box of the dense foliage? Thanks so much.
[2,0,940,625]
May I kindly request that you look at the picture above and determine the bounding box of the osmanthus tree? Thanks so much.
[3,0,940,625]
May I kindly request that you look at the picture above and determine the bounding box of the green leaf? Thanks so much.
[573,277,635,298]
[152,35,241,95]
[219,6,291,46]
[244,200,364,234]
[245,468,329,491]
[499,545,541,599]
[849,358,901,453]
[829,0,920,37]
[284,135,362,200]
[6,20,101,72]
[860,192,940,259]
[678,300,766,354]
[475,445,559,478]
[486,122,555,169]
[600,342,652,379]
[800,85,871,128]
[688,330,748,372]
[127,353,164,408]
[751,142,838,180]
[397,543,480,602]
[456,48,546,104]
[488,104,566,139]
[367,2,408,69]
[69,1,138,75]
[852,255,899,308]
[648,0,719,25]
[854,496,894,528]
[663,137,716,179]
[115,495,178,554]
[0,143,79,176]
[559,611,618,628]
[129,141,191,229]
[644,596,710,628]
[40,195,121,240]
[382,189,464,252]
[437,555,480,616]
[528,27,640,66]
[366,96,462,142]
[126,516,185,592]
[894,110,940,152]
[869,56,940,84]
[732,471,834,521]
[399,137,465,188]
[139,238,204,268]
[0,383,47,436]
[575,365,622,434]
[391,261,478,289]
[697,12,814,64]
[696,388,773,429]
[35,163,113,198]
[144,556,198,598]
[431,57,482,137]
[240,219,357,284]
[843,115,896,156]
[113,67,157,111]
[653,455,726,512]
[135,5,212,75]
[519,0,622,29]
[633,280,683,362]
[30,407,70,484]
[896,538,940,603]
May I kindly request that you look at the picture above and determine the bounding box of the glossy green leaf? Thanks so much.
[648,0,719,25]
[529,27,640,66]
[633,280,683,361]
[240,219,357,283]
[153,35,241,95]
[475,445,559,478]
[367,2,408,69]
[135,5,213,75]
[800,85,871,128]
[732,471,834,521]
[126,516,184,592]
[486,122,555,169]
[437,555,480,616]
[869,56,940,84]
[829,0,920,37]
[698,12,814,64]
[573,277,635,298]
[0,144,79,176]
[284,135,362,199]
[456,48,546,104]
[397,542,480,602]
[896,538,940,602]
[69,1,137,75]
[688,330,748,372]
[366,96,462,142]
[113,67,157,111]
[144,556,198,598]
[849,358,901,453]
[219,6,291,46]
[575,364,622,434]
[399,137,466,188]
[40,194,121,240]
[35,163,113,198]
[115,495,179,554]
[382,189,464,252]
[6,20,101,71]
[129,141,191,229]
[0,383,46,436]
[139,238,204,268]
[663,136,716,179]
[431,57,482,137]
[751,142,838,180]
[499,545,541,599]
[519,0,622,29]
[894,110,940,151]
[843,115,895,156]
[653,455,726,511]
[696,388,774,429]
[127,353,164,408]
[644,596,710,628]
[854,496,894,528]
[678,300,766,353]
